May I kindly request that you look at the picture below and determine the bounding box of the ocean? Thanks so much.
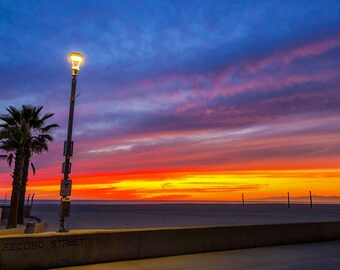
[25,202,340,232]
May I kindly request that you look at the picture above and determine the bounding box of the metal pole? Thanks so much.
[309,191,313,208]
[242,193,245,207]
[59,74,77,232]
[288,192,290,208]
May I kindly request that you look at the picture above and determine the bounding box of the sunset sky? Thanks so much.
[1,1,340,202]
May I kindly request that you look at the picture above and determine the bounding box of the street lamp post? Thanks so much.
[59,52,84,232]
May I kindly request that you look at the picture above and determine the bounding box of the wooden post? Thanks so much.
[288,192,290,208]
[26,194,31,207]
[4,193,7,205]
[309,191,313,208]
[242,193,245,207]
[31,193,35,206]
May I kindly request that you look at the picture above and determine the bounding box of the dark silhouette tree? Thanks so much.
[1,152,36,223]
[0,105,58,228]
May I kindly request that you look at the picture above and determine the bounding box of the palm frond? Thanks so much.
[0,153,14,167]
[31,162,36,176]
[41,123,60,133]
[40,112,55,123]
[0,105,59,180]
[7,106,21,123]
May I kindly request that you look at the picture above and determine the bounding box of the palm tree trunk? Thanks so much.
[17,152,30,224]
[7,148,24,229]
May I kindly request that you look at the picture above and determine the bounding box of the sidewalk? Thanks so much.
[51,240,340,270]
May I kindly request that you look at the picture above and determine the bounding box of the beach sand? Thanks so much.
[29,203,340,232]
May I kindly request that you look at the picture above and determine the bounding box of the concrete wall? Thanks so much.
[1,221,340,270]
[0,227,25,236]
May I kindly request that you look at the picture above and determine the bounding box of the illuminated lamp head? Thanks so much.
[69,52,84,76]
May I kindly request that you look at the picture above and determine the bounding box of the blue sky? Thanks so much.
[1,1,340,200]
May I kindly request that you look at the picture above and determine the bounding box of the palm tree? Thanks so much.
[0,105,58,228]
[0,108,26,228]
[18,127,58,224]
[1,151,37,224]
[0,152,36,219]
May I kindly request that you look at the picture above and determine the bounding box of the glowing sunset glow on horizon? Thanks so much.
[1,1,340,202]
[1,168,340,202]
